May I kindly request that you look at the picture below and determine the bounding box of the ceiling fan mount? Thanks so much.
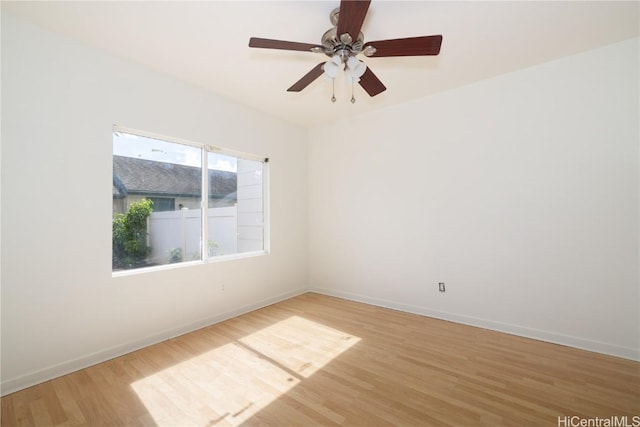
[248,0,442,100]
[329,6,341,26]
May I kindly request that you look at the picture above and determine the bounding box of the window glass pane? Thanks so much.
[207,152,237,257]
[237,158,264,254]
[207,153,264,257]
[113,133,202,270]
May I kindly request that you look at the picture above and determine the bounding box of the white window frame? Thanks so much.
[112,125,270,277]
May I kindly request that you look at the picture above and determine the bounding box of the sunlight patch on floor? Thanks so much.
[239,315,360,378]
[131,316,360,426]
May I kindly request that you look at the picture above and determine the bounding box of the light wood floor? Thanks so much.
[2,292,639,426]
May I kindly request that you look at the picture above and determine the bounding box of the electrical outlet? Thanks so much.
[438,282,445,292]
[220,281,225,291]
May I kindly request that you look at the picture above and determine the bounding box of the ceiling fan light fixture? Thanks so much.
[345,68,357,84]
[323,54,343,78]
[346,56,367,79]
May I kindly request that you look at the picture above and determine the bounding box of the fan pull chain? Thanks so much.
[331,79,336,103]
[351,82,356,104]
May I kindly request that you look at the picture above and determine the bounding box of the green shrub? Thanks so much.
[168,247,183,264]
[112,199,154,269]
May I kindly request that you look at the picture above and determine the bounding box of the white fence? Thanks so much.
[148,207,237,265]
[146,159,264,265]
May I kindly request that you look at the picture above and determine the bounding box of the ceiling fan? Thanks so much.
[248,0,442,102]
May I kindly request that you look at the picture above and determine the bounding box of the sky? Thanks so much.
[113,131,237,172]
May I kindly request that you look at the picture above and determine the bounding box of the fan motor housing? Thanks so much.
[315,7,365,59]
[320,27,364,58]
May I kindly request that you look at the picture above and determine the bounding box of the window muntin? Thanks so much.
[113,129,267,273]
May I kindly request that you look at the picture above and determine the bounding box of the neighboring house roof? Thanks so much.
[113,155,237,199]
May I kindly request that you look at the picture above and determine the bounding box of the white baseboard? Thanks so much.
[1,287,308,396]
[310,287,640,362]
[4,286,637,396]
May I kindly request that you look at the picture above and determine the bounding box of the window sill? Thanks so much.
[112,250,269,278]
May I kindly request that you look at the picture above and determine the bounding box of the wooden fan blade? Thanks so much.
[287,63,325,92]
[364,35,443,57]
[336,0,371,41]
[359,67,386,97]
[249,37,322,52]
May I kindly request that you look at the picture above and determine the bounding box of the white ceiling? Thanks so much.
[4,1,639,128]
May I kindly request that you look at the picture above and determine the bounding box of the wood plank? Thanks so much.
[1,293,638,426]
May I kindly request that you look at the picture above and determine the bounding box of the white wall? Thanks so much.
[309,38,640,360]
[1,12,308,394]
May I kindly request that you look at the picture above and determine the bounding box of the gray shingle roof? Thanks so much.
[113,155,237,199]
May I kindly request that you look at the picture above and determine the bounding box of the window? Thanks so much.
[112,128,267,272]
[148,197,176,212]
